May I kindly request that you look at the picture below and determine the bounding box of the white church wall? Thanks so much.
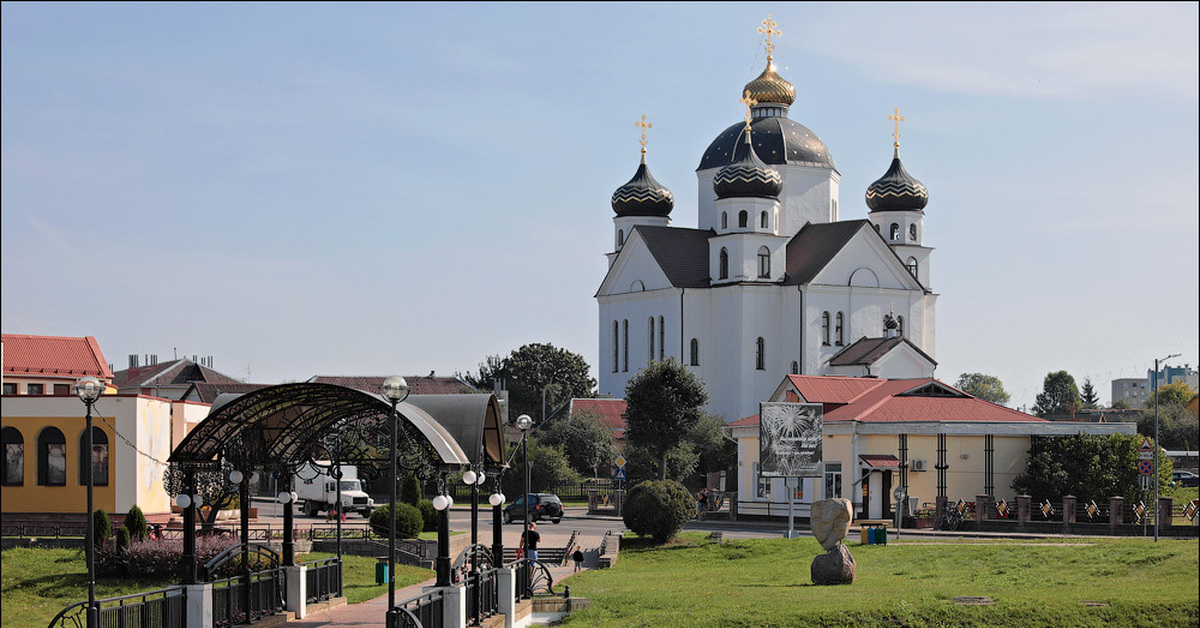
[697,165,839,237]
[597,288,682,398]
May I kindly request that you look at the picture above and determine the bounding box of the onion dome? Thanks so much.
[865,147,928,212]
[713,129,782,200]
[743,59,796,107]
[611,152,674,217]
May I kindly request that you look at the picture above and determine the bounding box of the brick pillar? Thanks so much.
[976,494,991,531]
[1016,495,1031,530]
[1109,496,1125,534]
[587,489,598,513]
[1158,497,1173,532]
[1062,495,1076,533]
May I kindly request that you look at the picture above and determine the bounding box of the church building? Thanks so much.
[597,22,937,423]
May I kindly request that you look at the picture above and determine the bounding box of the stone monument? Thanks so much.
[810,498,855,585]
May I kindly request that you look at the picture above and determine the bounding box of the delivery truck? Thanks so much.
[294,462,375,518]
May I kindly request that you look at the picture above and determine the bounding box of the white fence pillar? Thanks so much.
[286,565,307,619]
[439,585,466,628]
[185,583,212,628]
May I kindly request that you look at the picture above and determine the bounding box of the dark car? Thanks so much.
[503,493,563,524]
[1172,471,1199,487]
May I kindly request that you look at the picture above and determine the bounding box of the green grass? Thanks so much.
[0,547,434,628]
[561,534,1199,627]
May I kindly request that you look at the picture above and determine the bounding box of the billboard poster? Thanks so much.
[759,402,823,477]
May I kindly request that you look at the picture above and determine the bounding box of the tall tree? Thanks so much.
[1013,433,1172,503]
[1032,370,1081,417]
[539,409,616,478]
[955,373,1011,406]
[623,359,709,481]
[1143,381,1196,410]
[463,343,596,422]
[1079,378,1100,409]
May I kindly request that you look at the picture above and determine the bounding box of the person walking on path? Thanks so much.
[520,522,541,562]
[572,548,584,572]
[696,488,709,520]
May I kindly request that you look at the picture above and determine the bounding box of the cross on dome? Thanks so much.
[635,114,652,154]
[740,90,758,130]
[889,108,905,147]
[758,14,781,60]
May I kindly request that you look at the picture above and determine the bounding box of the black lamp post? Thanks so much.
[381,376,410,628]
[74,376,104,628]
[463,466,486,625]
[1153,354,1179,543]
[515,414,533,597]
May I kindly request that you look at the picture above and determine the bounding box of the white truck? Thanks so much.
[294,462,375,518]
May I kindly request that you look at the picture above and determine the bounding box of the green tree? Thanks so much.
[1080,378,1100,409]
[1137,403,1199,451]
[1032,371,1081,417]
[464,343,596,422]
[1143,381,1196,409]
[623,359,709,481]
[93,509,111,548]
[1111,398,1131,410]
[955,373,1011,406]
[622,480,694,543]
[688,413,737,485]
[124,504,148,542]
[401,471,422,506]
[500,436,582,498]
[1012,433,1172,503]
[539,409,615,478]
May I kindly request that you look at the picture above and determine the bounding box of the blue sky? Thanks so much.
[3,3,1197,411]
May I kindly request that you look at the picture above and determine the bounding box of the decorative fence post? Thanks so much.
[1062,495,1076,533]
[1016,495,1031,530]
[1158,497,1173,533]
[1109,496,1125,533]
[587,489,598,514]
[976,494,991,532]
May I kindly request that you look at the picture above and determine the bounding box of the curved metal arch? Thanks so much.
[169,383,470,467]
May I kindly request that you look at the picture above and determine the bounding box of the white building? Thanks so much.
[597,44,937,423]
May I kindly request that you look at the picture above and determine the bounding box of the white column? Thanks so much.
[497,566,520,628]
[185,583,212,628]
[440,585,466,628]
[286,565,307,619]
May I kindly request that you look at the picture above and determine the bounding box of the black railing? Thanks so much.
[304,557,342,603]
[212,567,286,627]
[464,567,500,624]
[397,588,444,628]
[48,585,186,628]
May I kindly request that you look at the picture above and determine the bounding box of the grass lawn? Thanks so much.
[0,547,433,628]
[562,534,1199,627]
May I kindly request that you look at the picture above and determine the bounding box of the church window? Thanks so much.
[890,223,900,241]
[909,224,917,241]
[897,316,905,337]
[791,361,799,375]
[738,211,748,228]
[756,337,765,370]
[721,212,728,229]
[760,211,768,228]
[821,312,831,346]
[835,312,845,346]
[37,427,66,486]
[757,246,770,278]
[832,198,838,217]
[612,322,619,372]
[874,224,880,233]
[690,339,699,366]
[719,248,729,280]
[2,427,23,486]
[79,426,108,486]
[659,316,665,360]
[622,320,629,372]
[648,317,655,361]
[906,257,918,280]
[618,229,625,246]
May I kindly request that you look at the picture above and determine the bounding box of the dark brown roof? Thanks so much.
[635,225,714,288]
[112,359,242,390]
[829,336,937,368]
[306,375,479,395]
[784,220,869,285]
[182,382,272,404]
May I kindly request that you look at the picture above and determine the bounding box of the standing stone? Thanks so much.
[810,498,853,551]
[811,543,856,585]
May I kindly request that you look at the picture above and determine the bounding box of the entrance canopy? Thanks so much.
[859,454,901,469]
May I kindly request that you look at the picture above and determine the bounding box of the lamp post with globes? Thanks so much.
[74,376,104,628]
[1153,353,1180,543]
[463,466,486,626]
[514,414,534,597]
[381,376,409,628]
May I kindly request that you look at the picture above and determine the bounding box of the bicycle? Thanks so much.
[938,507,963,531]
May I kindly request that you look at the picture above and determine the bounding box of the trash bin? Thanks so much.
[861,526,871,544]
[876,526,888,545]
[375,558,389,584]
[866,527,876,545]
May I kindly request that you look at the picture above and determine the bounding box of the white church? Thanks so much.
[596,35,938,424]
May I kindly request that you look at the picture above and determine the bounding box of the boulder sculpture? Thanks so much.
[809,498,855,585]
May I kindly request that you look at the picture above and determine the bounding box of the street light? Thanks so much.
[1153,354,1179,543]
[74,376,103,628]
[515,414,534,598]
[463,467,486,626]
[381,376,409,628]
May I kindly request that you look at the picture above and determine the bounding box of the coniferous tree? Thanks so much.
[1080,378,1100,409]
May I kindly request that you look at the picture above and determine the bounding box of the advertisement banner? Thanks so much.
[759,402,823,477]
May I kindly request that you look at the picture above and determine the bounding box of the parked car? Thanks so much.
[1171,471,1199,487]
[503,493,563,524]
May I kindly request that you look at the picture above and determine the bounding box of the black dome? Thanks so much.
[699,116,836,171]
[865,148,928,212]
[713,131,782,200]
[612,155,674,217]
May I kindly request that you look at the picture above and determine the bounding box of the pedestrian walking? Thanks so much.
[519,522,541,562]
[572,548,585,572]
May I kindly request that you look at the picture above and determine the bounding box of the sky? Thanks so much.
[2,2,1197,412]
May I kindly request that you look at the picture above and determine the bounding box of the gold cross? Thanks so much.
[889,108,905,147]
[740,90,758,129]
[635,114,652,153]
[758,14,781,60]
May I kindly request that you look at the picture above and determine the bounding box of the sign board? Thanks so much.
[759,402,823,478]
[1140,450,1153,461]
[1139,460,1155,476]
[1139,437,1154,452]
[894,486,907,502]
[614,468,626,481]
[614,455,626,469]
[1139,475,1151,491]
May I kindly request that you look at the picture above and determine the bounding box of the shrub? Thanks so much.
[418,499,437,532]
[369,503,423,538]
[124,505,148,542]
[622,480,693,543]
[96,534,244,579]
[402,472,422,506]
[93,509,111,548]
[115,527,130,552]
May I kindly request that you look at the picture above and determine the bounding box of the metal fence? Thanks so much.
[48,586,187,628]
[212,567,286,627]
[396,588,444,628]
[304,556,342,604]
[464,567,500,624]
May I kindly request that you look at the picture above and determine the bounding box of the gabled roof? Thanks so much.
[569,398,628,438]
[784,374,888,405]
[635,225,714,289]
[182,382,272,404]
[829,336,937,368]
[783,220,868,285]
[1,334,113,380]
[113,359,242,390]
[307,375,478,396]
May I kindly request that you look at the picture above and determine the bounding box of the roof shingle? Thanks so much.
[1,334,113,380]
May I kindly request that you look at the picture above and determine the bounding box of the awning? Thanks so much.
[859,454,901,469]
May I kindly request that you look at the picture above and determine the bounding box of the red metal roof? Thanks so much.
[860,454,901,468]
[1,334,113,380]
[785,374,886,404]
[569,398,627,438]
[728,414,760,427]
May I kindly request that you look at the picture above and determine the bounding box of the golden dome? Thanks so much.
[742,60,795,107]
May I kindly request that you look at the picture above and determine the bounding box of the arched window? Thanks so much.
[756,337,766,370]
[690,338,699,366]
[890,223,900,240]
[835,312,845,346]
[906,257,918,279]
[37,427,66,486]
[2,427,23,486]
[648,317,655,360]
[719,248,729,279]
[760,211,768,228]
[738,211,748,228]
[791,361,799,375]
[874,224,881,233]
[622,320,629,372]
[909,224,917,241]
[758,246,770,278]
[618,229,625,246]
[612,321,619,372]
[721,212,728,229]
[658,316,665,360]
[897,315,905,337]
[79,426,109,486]
[821,312,831,346]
